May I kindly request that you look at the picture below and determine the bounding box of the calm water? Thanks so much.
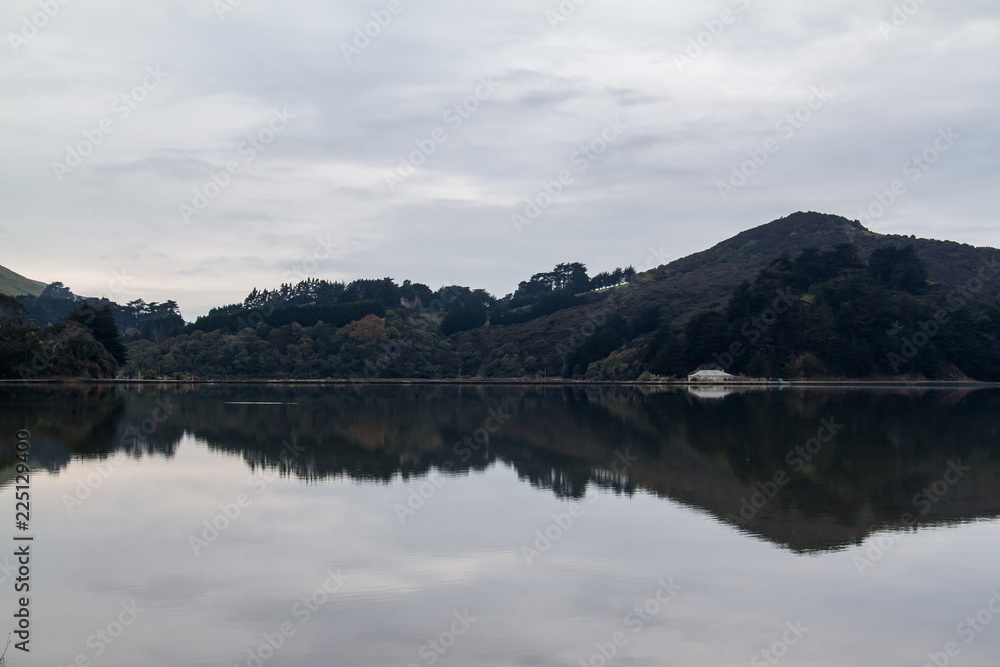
[1,384,999,666]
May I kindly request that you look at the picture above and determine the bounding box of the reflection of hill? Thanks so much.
[473,388,1000,551]
[3,384,998,553]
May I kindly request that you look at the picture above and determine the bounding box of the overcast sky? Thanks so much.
[1,0,997,318]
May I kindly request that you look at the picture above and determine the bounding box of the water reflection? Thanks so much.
[3,384,998,553]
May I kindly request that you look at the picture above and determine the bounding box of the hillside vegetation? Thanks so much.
[4,212,999,381]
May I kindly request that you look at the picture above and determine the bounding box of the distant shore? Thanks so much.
[3,378,998,389]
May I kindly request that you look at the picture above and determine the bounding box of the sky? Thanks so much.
[1,0,997,319]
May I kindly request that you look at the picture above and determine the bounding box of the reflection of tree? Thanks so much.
[0,386,126,469]
[4,384,999,553]
[0,385,178,473]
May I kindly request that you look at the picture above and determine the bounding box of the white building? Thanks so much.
[687,369,736,383]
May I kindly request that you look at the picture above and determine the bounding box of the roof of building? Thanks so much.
[688,369,734,377]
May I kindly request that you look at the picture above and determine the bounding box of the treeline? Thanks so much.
[187,278,497,338]
[2,260,638,380]
[8,245,998,382]
[127,261,640,380]
[491,262,636,326]
[17,282,185,343]
[0,296,127,379]
[644,244,1000,380]
[126,311,467,380]
[188,263,637,335]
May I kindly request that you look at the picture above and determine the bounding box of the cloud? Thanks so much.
[1,0,996,317]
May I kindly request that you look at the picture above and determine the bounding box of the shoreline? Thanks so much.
[2,378,998,389]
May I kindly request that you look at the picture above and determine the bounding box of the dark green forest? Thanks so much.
[645,244,1000,380]
[2,213,998,381]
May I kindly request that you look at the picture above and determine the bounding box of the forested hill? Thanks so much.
[4,211,1000,381]
[483,211,1000,379]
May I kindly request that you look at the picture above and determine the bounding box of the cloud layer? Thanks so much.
[2,0,997,317]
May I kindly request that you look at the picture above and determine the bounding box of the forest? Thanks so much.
[644,244,1000,381]
[2,215,999,381]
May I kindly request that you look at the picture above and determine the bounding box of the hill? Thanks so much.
[458,211,1000,379]
[0,263,46,297]
[119,211,1000,381]
[604,211,996,323]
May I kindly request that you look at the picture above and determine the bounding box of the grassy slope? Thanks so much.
[0,263,47,297]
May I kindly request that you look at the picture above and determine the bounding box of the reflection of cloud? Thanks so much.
[15,438,1000,667]
[342,552,522,597]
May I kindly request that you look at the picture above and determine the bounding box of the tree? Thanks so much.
[343,314,389,344]
[868,245,928,294]
[551,262,590,293]
[441,307,488,335]
[0,293,26,318]
[69,304,127,366]
[645,323,684,377]
[41,281,74,300]
[683,310,729,370]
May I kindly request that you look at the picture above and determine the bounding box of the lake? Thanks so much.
[2,384,999,666]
